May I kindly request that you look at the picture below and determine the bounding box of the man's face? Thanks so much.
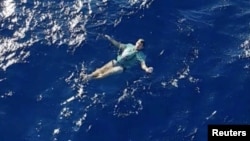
[136,39,144,50]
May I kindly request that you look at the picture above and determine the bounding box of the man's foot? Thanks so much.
[81,74,92,82]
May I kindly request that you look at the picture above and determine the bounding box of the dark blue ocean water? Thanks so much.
[1,0,250,141]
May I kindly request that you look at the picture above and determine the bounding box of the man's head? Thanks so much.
[135,38,145,50]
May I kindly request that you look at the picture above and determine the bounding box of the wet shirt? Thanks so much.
[116,43,146,68]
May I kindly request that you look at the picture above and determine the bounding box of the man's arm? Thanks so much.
[141,61,153,73]
[104,35,126,49]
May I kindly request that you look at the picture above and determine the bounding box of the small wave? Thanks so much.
[240,39,250,58]
[0,0,16,18]
[114,84,144,117]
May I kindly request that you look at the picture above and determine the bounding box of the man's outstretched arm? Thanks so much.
[104,35,126,49]
[141,61,153,73]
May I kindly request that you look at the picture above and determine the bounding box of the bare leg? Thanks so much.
[89,60,114,78]
[82,60,119,81]
[95,66,124,79]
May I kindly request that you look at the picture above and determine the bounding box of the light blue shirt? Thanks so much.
[116,44,146,68]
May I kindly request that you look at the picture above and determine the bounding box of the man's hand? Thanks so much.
[145,67,153,73]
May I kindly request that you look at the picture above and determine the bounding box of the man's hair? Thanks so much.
[138,38,145,45]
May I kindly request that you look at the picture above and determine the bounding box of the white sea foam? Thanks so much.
[113,81,144,117]
[241,39,250,58]
[0,0,16,18]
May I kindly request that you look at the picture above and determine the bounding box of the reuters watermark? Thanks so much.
[208,125,250,141]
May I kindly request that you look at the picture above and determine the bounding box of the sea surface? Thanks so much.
[1,0,250,141]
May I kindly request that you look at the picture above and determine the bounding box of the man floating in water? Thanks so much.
[81,35,153,81]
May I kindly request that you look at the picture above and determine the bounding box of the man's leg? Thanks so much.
[95,66,124,79]
[82,60,116,81]
[89,60,114,78]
